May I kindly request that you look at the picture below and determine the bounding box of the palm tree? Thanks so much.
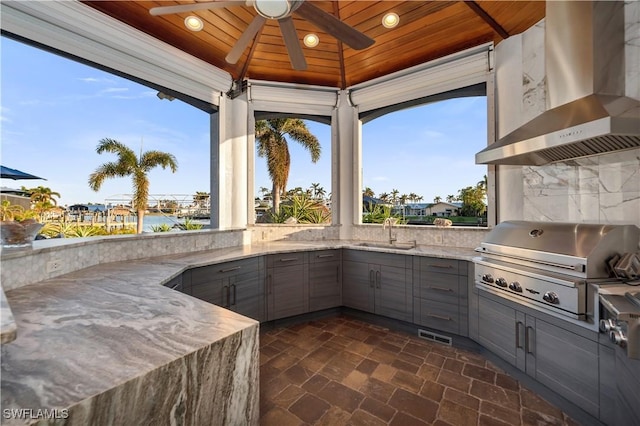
[363,187,375,198]
[23,186,61,206]
[255,118,320,213]
[446,194,456,203]
[379,192,390,203]
[434,196,442,203]
[88,138,177,234]
[390,189,400,205]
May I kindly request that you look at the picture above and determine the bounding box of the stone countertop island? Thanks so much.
[0,259,259,425]
[0,240,476,425]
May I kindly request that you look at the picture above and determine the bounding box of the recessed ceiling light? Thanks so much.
[382,12,399,29]
[304,33,319,48]
[184,15,203,32]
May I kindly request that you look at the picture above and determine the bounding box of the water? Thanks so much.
[142,215,210,232]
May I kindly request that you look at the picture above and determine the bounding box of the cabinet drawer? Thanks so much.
[213,257,260,279]
[309,249,341,263]
[267,252,306,267]
[417,272,460,304]
[416,299,460,335]
[419,257,460,275]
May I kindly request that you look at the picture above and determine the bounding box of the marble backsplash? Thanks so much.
[522,149,640,226]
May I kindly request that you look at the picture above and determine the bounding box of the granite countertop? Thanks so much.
[0,240,476,419]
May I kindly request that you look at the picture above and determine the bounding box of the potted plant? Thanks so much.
[0,200,44,249]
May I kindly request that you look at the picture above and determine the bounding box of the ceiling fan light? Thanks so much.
[254,0,291,20]
[303,33,319,48]
[382,12,399,29]
[184,15,204,32]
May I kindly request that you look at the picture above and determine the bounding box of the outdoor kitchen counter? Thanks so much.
[0,240,475,424]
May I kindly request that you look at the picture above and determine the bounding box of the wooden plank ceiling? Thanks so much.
[82,1,544,89]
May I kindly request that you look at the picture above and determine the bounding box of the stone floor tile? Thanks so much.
[347,340,375,357]
[442,358,464,374]
[302,373,330,393]
[315,406,352,426]
[343,370,369,390]
[403,342,432,358]
[266,352,300,371]
[463,363,497,384]
[388,388,438,423]
[349,409,389,426]
[316,331,334,341]
[368,347,399,364]
[282,364,313,386]
[437,369,472,393]
[371,363,398,382]
[495,373,519,391]
[359,377,397,403]
[260,406,304,426]
[306,346,339,364]
[522,407,564,426]
[389,411,431,426]
[379,341,403,353]
[425,352,446,368]
[317,380,365,413]
[419,380,445,403]
[416,363,440,382]
[470,380,520,411]
[396,351,425,366]
[272,384,305,408]
[443,387,480,410]
[356,358,379,375]
[289,393,330,423]
[437,398,479,426]
[478,414,515,426]
[390,369,424,393]
[360,397,397,422]
[480,400,522,425]
[321,357,361,381]
[391,358,420,374]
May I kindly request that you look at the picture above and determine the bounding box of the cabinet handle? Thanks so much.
[318,254,334,258]
[231,284,236,306]
[375,270,381,289]
[169,281,182,290]
[426,313,451,321]
[428,264,453,269]
[428,286,453,292]
[219,266,241,273]
[515,321,524,349]
[525,326,534,354]
[279,257,298,262]
[369,270,375,288]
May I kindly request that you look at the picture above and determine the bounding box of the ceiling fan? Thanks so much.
[149,0,375,71]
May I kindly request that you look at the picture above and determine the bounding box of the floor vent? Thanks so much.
[418,329,452,346]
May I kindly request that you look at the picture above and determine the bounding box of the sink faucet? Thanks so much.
[382,217,397,244]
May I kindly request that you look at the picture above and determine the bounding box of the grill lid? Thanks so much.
[478,221,640,278]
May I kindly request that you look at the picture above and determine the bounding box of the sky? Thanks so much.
[1,36,487,207]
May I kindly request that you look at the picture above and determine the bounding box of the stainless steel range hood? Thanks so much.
[476,1,640,166]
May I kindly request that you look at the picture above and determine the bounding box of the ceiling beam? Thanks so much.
[465,1,510,40]
[332,1,347,89]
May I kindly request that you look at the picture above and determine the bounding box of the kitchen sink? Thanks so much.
[355,242,416,250]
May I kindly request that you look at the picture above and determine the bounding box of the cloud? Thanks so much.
[371,176,389,182]
[78,77,116,84]
[101,87,129,94]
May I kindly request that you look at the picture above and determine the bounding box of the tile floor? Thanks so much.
[259,314,578,426]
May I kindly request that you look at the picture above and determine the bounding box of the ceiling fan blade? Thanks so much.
[278,17,307,71]
[226,15,267,64]
[149,1,239,16]
[295,2,374,50]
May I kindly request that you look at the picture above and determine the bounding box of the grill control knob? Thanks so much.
[509,281,522,292]
[609,330,627,347]
[482,274,494,283]
[599,319,616,333]
[543,291,559,304]
[495,278,508,288]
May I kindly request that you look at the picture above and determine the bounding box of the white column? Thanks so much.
[335,91,360,240]
[214,94,249,229]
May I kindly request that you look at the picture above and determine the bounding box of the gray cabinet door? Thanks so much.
[477,294,519,367]
[229,257,264,322]
[190,265,226,306]
[309,250,341,311]
[266,254,309,321]
[375,263,412,322]
[533,317,599,417]
[342,260,375,313]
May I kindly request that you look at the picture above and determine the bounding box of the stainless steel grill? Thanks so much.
[474,221,640,322]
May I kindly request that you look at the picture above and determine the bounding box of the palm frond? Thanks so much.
[140,151,178,172]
